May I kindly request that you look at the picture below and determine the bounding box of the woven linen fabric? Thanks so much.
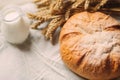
[0,1,120,80]
[0,1,82,80]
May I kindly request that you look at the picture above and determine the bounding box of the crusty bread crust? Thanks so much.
[59,12,120,80]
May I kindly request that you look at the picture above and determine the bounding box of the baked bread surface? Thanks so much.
[59,12,120,80]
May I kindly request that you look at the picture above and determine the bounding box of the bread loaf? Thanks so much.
[59,12,120,80]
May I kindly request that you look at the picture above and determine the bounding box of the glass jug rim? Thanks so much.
[0,6,23,22]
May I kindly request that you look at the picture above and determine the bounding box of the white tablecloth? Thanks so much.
[0,1,120,80]
[0,1,82,80]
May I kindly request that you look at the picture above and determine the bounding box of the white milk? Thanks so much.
[1,7,30,44]
[5,11,19,21]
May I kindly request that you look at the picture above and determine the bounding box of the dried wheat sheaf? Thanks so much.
[28,0,120,44]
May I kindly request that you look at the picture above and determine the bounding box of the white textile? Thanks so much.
[0,1,82,80]
[0,1,120,80]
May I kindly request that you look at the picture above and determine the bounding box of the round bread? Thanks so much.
[59,12,120,80]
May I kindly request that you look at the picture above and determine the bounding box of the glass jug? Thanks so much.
[0,6,30,44]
